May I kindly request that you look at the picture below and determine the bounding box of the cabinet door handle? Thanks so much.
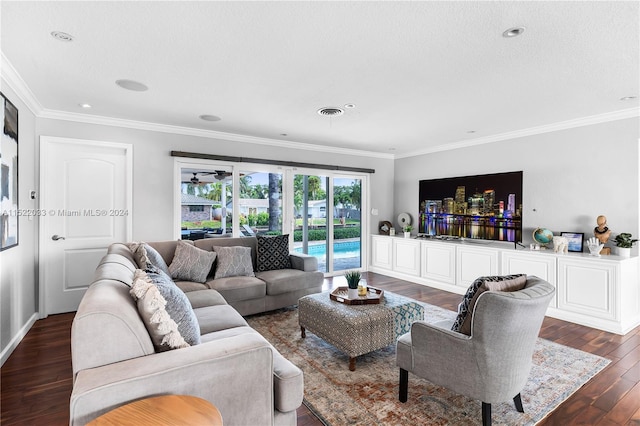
[51,234,66,241]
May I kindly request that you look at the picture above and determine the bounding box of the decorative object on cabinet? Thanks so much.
[614,233,637,258]
[378,220,393,235]
[398,212,412,229]
[552,236,569,254]
[403,225,413,238]
[560,232,584,253]
[586,237,604,256]
[593,215,611,244]
[532,228,554,248]
[389,227,396,236]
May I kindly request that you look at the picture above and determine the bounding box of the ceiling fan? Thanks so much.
[189,170,232,184]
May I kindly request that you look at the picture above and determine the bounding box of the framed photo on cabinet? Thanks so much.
[561,232,584,253]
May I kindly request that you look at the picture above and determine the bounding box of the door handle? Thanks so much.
[51,234,66,241]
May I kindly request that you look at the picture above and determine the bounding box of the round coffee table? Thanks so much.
[87,395,223,425]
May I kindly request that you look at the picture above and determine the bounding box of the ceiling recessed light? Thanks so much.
[620,96,637,101]
[199,114,221,122]
[51,31,74,42]
[115,79,148,92]
[317,107,344,116]
[344,103,356,109]
[78,103,92,109]
[502,27,525,38]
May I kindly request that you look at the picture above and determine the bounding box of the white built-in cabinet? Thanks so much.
[421,241,456,285]
[369,235,639,334]
[392,238,421,276]
[456,246,499,288]
[501,251,558,308]
[371,235,393,270]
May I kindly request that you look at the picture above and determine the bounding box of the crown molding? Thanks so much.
[1,52,44,115]
[37,108,395,159]
[395,107,640,159]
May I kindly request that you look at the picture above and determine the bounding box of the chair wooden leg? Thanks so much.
[482,402,491,426]
[399,368,408,403]
[513,393,524,413]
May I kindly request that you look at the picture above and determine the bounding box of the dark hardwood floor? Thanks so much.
[2,272,640,425]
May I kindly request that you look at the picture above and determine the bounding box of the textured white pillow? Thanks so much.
[213,246,255,279]
[169,240,217,283]
[130,269,194,351]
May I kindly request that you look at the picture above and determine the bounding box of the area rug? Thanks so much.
[246,303,611,426]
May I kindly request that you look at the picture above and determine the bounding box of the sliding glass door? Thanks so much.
[292,173,363,274]
[177,159,367,275]
[333,177,362,272]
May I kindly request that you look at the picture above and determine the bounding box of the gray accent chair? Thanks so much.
[396,276,555,426]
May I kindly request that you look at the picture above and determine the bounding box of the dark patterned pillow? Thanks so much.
[256,234,292,272]
[451,274,527,335]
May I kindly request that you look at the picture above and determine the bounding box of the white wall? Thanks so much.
[35,119,396,241]
[0,83,39,364]
[394,117,640,251]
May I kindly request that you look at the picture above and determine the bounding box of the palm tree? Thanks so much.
[268,173,280,231]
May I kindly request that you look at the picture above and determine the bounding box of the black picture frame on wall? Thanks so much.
[1,91,19,251]
[561,232,584,253]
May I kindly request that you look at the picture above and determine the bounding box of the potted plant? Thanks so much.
[344,270,361,299]
[614,233,637,258]
[403,225,413,238]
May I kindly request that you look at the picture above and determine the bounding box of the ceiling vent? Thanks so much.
[317,107,344,117]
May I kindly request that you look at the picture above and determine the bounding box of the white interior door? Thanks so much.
[39,137,132,315]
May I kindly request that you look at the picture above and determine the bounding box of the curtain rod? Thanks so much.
[171,151,375,174]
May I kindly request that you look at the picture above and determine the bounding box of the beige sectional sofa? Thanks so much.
[70,236,323,425]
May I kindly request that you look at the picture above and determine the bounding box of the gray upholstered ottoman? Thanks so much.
[298,290,424,371]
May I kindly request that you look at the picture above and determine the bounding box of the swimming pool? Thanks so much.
[294,240,361,258]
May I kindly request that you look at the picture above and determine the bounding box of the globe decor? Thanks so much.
[533,228,554,247]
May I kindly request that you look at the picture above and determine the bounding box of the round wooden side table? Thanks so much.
[87,395,223,425]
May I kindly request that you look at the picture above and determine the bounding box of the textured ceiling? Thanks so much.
[1,1,638,157]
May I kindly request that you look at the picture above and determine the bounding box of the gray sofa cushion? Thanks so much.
[195,304,250,335]
[206,275,266,303]
[169,241,217,283]
[256,234,292,272]
[256,268,323,296]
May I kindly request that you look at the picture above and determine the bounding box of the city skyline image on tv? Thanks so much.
[418,171,523,242]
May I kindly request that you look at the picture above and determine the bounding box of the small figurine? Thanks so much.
[594,215,611,255]
[586,237,604,257]
[594,215,611,244]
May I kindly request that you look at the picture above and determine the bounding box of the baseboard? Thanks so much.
[0,312,38,366]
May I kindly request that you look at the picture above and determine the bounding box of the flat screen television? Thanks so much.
[418,171,523,243]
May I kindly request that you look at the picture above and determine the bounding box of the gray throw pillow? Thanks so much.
[127,242,170,276]
[169,240,217,283]
[256,234,292,272]
[213,246,255,279]
[130,268,201,352]
[451,274,527,335]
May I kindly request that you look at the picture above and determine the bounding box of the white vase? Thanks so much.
[616,247,631,258]
[347,288,359,299]
[404,232,411,238]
